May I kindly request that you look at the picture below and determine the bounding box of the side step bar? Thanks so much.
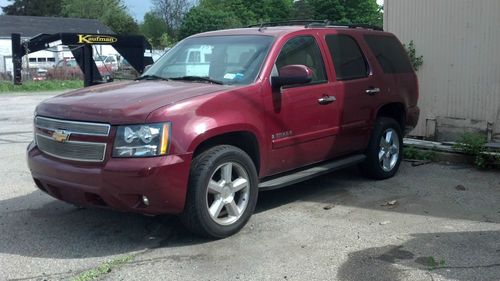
[258,154,366,191]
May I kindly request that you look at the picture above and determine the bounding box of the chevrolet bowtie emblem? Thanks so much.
[52,129,71,143]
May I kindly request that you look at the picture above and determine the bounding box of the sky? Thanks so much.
[123,0,153,21]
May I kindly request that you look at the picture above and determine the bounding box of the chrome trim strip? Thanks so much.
[35,116,111,136]
[36,133,107,162]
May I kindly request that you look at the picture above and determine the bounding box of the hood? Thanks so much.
[36,80,230,124]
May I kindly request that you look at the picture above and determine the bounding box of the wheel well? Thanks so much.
[377,103,406,130]
[193,131,260,173]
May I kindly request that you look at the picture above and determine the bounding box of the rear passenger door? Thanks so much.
[323,33,382,155]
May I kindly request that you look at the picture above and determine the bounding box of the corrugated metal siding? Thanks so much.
[384,0,500,137]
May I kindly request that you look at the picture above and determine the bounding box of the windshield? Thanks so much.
[143,35,274,85]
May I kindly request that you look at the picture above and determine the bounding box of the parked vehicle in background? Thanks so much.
[27,21,419,238]
[32,68,47,81]
[95,55,119,71]
[47,59,114,81]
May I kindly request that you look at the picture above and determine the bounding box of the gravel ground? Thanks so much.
[0,92,499,281]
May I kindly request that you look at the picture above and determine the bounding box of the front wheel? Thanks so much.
[359,117,403,179]
[180,145,258,238]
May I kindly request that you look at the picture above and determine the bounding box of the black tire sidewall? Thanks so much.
[361,117,403,179]
[187,146,258,238]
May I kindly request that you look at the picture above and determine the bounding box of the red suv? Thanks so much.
[27,22,419,238]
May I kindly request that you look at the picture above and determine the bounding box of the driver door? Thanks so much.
[264,35,341,175]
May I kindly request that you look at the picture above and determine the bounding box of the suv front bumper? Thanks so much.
[27,141,192,215]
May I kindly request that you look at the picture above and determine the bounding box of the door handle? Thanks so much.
[365,87,381,95]
[318,95,336,105]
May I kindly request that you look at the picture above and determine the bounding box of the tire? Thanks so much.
[180,145,258,238]
[359,117,403,180]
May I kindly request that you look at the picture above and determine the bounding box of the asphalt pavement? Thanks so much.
[0,92,499,281]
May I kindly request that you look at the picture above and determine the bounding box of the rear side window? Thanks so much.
[325,35,368,80]
[364,35,413,73]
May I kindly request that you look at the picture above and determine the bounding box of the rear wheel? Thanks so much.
[360,117,403,179]
[180,145,258,238]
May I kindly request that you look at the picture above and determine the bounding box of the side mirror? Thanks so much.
[271,64,312,88]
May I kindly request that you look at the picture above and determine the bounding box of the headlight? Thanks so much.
[113,123,171,157]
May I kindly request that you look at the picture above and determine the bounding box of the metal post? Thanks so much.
[83,45,93,87]
[11,33,22,85]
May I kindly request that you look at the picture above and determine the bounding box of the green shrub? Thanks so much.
[403,40,424,71]
[452,132,497,169]
[403,145,436,161]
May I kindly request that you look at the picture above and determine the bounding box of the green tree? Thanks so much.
[263,0,294,22]
[1,0,62,16]
[140,12,168,48]
[294,0,382,26]
[178,0,294,39]
[61,0,139,34]
[178,6,241,39]
[152,0,192,39]
[292,0,314,20]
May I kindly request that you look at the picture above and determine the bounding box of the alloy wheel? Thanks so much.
[206,162,250,225]
[378,128,400,172]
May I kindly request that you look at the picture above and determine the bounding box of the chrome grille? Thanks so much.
[35,116,110,136]
[36,134,106,162]
[34,116,110,162]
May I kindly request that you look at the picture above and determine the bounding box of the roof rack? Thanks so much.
[248,20,383,31]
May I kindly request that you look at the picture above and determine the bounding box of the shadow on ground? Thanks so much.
[337,230,500,281]
[0,163,498,260]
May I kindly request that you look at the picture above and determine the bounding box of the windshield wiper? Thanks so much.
[169,76,223,85]
[136,74,169,81]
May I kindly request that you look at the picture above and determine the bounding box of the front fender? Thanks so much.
[146,84,269,169]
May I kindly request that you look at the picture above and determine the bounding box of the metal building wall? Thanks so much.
[384,0,500,140]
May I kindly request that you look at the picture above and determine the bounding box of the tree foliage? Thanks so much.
[2,0,139,35]
[295,0,382,26]
[152,0,193,39]
[1,0,62,16]
[61,0,139,34]
[177,0,381,40]
[140,12,169,48]
[178,7,241,40]
[178,0,294,39]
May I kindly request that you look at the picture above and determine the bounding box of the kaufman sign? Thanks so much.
[77,34,118,44]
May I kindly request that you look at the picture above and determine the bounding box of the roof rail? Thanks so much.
[321,21,383,31]
[248,20,328,29]
[248,20,383,31]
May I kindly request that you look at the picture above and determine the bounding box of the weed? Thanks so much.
[403,41,424,71]
[427,256,446,270]
[403,145,436,161]
[72,255,133,281]
[452,133,493,168]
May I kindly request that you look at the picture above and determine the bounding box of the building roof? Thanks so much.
[0,15,114,38]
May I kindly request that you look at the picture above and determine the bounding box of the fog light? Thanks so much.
[142,195,150,206]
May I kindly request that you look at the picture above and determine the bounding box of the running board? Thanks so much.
[258,154,366,191]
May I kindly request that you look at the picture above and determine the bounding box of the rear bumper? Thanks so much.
[405,106,420,134]
[27,141,192,215]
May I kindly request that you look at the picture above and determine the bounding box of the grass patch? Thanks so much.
[72,255,133,281]
[403,145,437,161]
[0,80,83,93]
[427,256,446,270]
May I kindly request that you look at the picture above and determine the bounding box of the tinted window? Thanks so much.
[364,35,413,73]
[325,35,368,80]
[275,36,327,83]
